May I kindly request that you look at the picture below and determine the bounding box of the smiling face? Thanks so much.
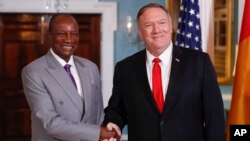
[138,7,172,57]
[50,15,79,62]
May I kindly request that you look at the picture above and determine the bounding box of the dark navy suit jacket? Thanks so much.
[104,46,225,141]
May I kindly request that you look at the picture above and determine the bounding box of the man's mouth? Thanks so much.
[62,46,73,50]
[152,34,164,39]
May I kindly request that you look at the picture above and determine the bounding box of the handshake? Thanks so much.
[99,122,121,141]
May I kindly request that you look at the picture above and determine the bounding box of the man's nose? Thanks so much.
[152,24,159,33]
[65,33,73,42]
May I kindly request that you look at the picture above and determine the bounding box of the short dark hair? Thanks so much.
[136,3,170,22]
[48,14,77,32]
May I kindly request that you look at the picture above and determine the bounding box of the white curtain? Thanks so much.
[199,0,214,61]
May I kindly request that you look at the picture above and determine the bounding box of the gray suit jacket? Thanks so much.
[22,51,103,141]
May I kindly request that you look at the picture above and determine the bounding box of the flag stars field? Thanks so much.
[175,0,202,51]
[188,21,193,27]
[189,9,195,15]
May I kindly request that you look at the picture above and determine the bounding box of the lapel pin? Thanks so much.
[175,58,180,62]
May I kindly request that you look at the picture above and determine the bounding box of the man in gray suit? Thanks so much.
[22,14,116,141]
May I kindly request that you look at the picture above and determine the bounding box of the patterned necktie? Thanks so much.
[152,58,164,113]
[64,64,77,89]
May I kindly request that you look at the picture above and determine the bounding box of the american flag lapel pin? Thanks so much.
[175,58,180,62]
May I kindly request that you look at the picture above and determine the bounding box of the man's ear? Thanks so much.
[47,30,52,36]
[47,31,52,38]
[46,31,53,46]
[137,27,143,40]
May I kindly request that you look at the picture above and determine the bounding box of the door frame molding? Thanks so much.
[0,0,117,107]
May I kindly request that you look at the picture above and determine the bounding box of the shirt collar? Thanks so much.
[146,42,173,65]
[50,49,75,68]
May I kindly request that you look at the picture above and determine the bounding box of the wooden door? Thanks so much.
[0,13,100,141]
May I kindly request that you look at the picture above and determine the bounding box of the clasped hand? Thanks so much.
[100,122,121,141]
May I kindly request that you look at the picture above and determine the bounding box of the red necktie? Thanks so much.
[152,58,164,113]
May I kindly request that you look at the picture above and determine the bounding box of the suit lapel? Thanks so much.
[74,58,91,115]
[134,50,160,114]
[45,52,83,114]
[163,46,184,117]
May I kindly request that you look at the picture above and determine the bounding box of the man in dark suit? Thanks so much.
[103,3,225,141]
[22,14,115,141]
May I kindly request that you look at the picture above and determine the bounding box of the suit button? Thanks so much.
[160,120,164,126]
[59,101,63,105]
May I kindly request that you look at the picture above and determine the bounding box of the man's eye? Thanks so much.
[57,33,66,36]
[159,20,167,25]
[72,33,79,36]
[160,21,166,24]
[145,24,152,27]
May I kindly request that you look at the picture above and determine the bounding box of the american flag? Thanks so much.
[175,0,202,51]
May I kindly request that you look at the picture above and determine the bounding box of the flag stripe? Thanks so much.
[199,0,214,59]
[230,36,250,123]
[240,0,250,42]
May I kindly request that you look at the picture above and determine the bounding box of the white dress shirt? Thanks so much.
[146,42,173,100]
[50,49,83,99]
